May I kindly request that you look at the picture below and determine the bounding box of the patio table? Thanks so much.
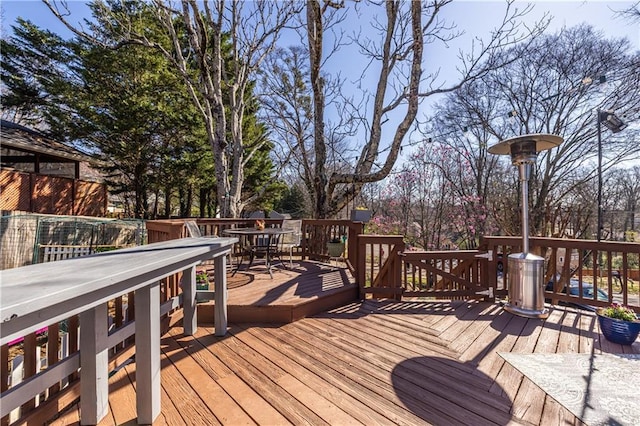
[223,227,293,277]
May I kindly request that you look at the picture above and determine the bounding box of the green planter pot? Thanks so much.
[597,309,640,345]
[196,279,210,302]
[327,242,345,257]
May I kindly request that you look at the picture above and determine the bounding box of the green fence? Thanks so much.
[0,211,145,269]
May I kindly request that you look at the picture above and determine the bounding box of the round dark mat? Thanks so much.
[227,272,253,289]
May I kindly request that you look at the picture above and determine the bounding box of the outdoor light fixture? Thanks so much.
[596,109,627,242]
[598,110,627,133]
[489,133,564,319]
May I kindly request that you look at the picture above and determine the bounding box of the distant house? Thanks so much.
[0,120,107,216]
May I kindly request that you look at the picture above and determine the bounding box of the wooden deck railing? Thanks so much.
[356,235,405,299]
[148,221,639,311]
[302,219,363,268]
[0,238,234,425]
[4,220,637,425]
[354,234,638,311]
[401,250,490,299]
[355,235,491,301]
[483,236,640,312]
[146,218,364,272]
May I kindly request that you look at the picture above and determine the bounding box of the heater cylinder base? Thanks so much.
[504,252,549,319]
[503,303,549,319]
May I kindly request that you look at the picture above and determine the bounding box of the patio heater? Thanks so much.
[488,134,563,319]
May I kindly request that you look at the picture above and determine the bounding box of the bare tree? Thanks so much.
[258,42,359,210]
[497,25,639,236]
[43,0,301,217]
[258,46,316,190]
[606,166,640,239]
[428,24,640,238]
[421,79,514,240]
[261,0,546,218]
[548,168,595,238]
[614,1,640,23]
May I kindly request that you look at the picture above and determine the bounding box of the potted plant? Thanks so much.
[327,236,345,257]
[350,207,372,222]
[596,303,640,345]
[196,271,209,291]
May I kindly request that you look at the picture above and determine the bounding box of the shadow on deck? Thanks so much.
[51,299,638,425]
[197,260,358,324]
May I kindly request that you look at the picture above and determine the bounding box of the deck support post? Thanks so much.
[79,303,109,425]
[136,282,161,424]
[183,266,197,335]
[214,253,228,336]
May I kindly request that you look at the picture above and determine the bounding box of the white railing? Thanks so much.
[0,236,236,425]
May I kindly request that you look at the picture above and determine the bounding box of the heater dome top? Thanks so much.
[488,133,563,156]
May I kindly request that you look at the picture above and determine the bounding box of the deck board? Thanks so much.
[509,309,561,424]
[235,324,386,425]
[157,337,220,425]
[318,309,458,359]
[107,362,137,425]
[47,299,638,426]
[264,325,432,426]
[304,315,513,421]
[471,312,528,380]
[198,260,357,324]
[226,262,351,304]
[162,330,246,425]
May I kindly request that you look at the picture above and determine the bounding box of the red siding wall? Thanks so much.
[0,169,107,216]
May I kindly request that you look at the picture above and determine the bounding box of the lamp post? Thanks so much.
[596,109,627,242]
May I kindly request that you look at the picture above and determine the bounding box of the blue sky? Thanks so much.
[445,1,639,50]
[3,1,637,96]
[0,0,640,49]
[2,1,638,48]
[2,0,638,163]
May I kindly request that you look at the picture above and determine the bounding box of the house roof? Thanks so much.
[1,119,96,163]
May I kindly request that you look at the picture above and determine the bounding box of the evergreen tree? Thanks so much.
[2,1,280,218]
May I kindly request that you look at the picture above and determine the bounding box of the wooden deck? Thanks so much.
[198,260,358,323]
[49,299,638,425]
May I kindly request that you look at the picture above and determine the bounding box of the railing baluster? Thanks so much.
[68,315,79,382]
[482,236,639,312]
[1,344,8,426]
[46,323,60,396]
[20,334,37,414]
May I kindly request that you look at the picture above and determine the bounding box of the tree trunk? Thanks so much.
[164,184,171,218]
[307,0,327,218]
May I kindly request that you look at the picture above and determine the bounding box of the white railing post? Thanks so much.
[183,266,197,336]
[10,356,23,422]
[79,303,109,424]
[59,332,69,388]
[135,282,161,424]
[0,237,235,423]
[214,254,228,336]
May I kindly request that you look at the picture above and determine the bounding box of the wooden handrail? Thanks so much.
[400,250,488,300]
[483,236,640,311]
[147,218,365,276]
[0,237,235,424]
[356,235,405,299]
